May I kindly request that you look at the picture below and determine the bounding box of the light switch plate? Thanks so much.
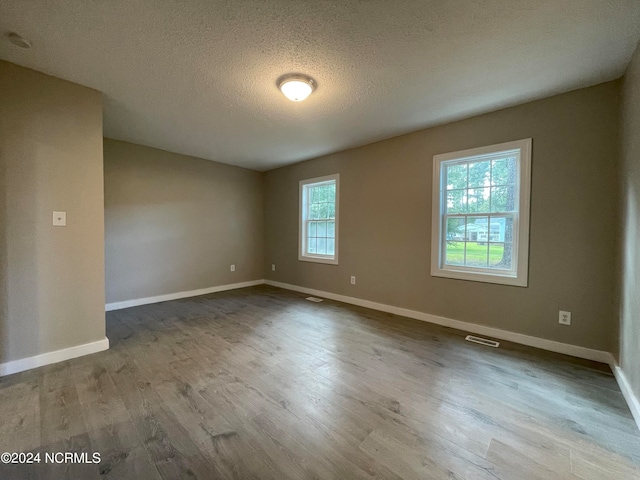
[53,211,66,227]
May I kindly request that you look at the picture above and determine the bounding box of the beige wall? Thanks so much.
[0,58,625,368]
[265,81,620,352]
[619,42,640,401]
[0,61,106,364]
[104,139,264,304]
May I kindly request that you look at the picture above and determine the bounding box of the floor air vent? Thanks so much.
[465,335,500,348]
[305,296,324,303]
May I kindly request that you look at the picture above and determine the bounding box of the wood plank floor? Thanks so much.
[1,285,639,479]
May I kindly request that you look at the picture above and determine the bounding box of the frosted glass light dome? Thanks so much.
[278,75,316,102]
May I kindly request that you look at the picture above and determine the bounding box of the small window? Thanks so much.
[431,139,532,286]
[299,174,339,264]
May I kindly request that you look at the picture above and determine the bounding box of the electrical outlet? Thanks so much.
[272,264,276,271]
[559,310,571,325]
[230,264,235,272]
[350,276,356,285]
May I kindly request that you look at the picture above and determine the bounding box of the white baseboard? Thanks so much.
[611,363,640,431]
[0,337,110,377]
[264,280,613,364]
[105,279,266,311]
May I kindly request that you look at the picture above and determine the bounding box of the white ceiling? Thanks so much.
[1,1,640,171]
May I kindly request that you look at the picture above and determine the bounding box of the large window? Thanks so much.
[431,139,531,286]
[299,174,339,264]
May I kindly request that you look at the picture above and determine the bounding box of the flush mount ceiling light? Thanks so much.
[278,74,316,102]
[7,32,32,49]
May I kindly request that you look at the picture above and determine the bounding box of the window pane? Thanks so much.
[491,157,517,186]
[446,189,466,214]
[327,239,335,255]
[317,238,327,254]
[327,221,335,238]
[445,217,465,242]
[320,203,330,219]
[308,222,316,237]
[467,187,490,213]
[317,221,327,237]
[445,217,465,266]
[465,216,488,242]
[486,216,506,242]
[310,186,320,203]
[328,202,336,219]
[490,185,516,212]
[468,160,491,188]
[490,186,507,212]
[465,242,488,267]
[446,164,467,190]
[445,241,465,266]
[502,216,515,244]
[489,242,512,269]
[491,159,506,186]
[312,186,322,203]
[309,203,320,220]
[308,237,316,254]
[465,216,489,267]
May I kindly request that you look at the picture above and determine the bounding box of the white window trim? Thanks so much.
[430,139,532,287]
[299,174,339,265]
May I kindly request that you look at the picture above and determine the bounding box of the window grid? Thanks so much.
[300,177,338,262]
[306,186,335,256]
[441,153,521,274]
[443,213,516,270]
[431,139,531,287]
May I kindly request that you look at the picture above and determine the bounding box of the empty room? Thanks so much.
[2,1,640,479]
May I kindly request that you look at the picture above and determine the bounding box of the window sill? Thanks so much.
[431,267,527,287]
[299,255,339,265]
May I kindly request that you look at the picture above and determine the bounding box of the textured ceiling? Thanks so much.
[1,1,640,171]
